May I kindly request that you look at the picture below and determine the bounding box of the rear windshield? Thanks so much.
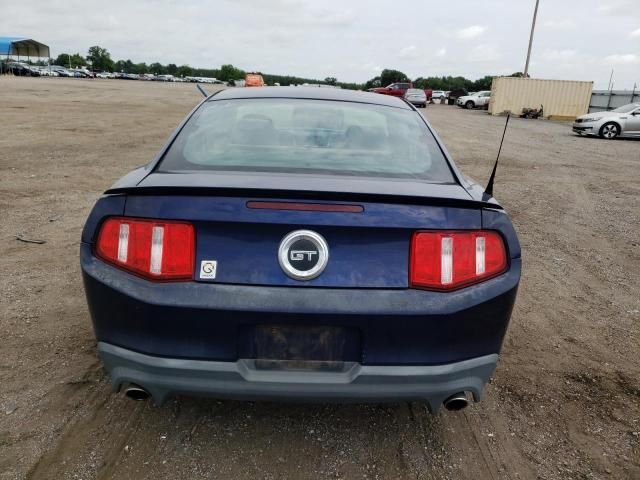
[158,98,455,182]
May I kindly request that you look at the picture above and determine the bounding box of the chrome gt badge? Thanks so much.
[278,230,329,281]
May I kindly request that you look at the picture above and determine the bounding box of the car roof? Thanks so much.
[209,86,411,109]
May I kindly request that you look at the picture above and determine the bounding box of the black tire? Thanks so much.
[599,122,620,140]
[465,101,475,109]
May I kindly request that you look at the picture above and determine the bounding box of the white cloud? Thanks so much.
[542,49,578,61]
[605,54,640,64]
[456,25,486,39]
[399,45,419,59]
[542,19,576,29]
[468,44,501,62]
[313,10,356,27]
[596,0,634,16]
[1,0,639,88]
[360,62,382,73]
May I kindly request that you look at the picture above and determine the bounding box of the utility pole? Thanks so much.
[607,69,614,91]
[523,0,540,78]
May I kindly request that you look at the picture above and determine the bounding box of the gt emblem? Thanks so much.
[278,230,329,281]
[290,250,317,262]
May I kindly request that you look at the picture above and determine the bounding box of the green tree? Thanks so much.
[219,64,245,81]
[166,63,178,75]
[364,76,381,89]
[379,69,409,86]
[324,76,337,85]
[149,62,165,75]
[470,75,494,91]
[53,53,86,68]
[176,64,193,77]
[86,46,114,72]
[130,62,148,74]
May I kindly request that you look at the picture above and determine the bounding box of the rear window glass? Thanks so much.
[158,98,455,182]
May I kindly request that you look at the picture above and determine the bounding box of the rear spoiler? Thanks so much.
[105,185,503,211]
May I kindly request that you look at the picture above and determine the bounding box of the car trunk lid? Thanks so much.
[117,172,484,288]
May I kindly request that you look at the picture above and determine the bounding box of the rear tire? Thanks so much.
[599,122,620,140]
[465,101,475,109]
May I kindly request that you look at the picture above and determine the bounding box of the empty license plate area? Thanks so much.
[248,325,360,371]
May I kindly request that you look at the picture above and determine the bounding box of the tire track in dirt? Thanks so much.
[27,365,147,480]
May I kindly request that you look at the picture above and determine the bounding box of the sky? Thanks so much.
[2,0,639,89]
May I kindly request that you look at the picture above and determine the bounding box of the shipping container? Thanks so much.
[489,77,593,120]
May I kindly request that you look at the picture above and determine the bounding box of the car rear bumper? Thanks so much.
[81,243,520,366]
[99,342,498,411]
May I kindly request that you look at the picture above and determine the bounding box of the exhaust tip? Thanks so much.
[124,384,150,401]
[443,392,469,411]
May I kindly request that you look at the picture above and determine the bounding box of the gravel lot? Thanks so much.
[1,77,639,480]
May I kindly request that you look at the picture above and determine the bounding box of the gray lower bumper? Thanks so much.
[98,342,498,412]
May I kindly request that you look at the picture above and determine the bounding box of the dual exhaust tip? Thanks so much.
[122,385,470,411]
[443,392,469,411]
[123,384,150,401]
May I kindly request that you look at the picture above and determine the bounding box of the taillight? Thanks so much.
[95,217,195,281]
[410,231,507,290]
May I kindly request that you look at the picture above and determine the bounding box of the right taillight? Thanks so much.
[95,217,195,281]
[410,230,507,290]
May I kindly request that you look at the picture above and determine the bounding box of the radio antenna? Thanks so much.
[196,84,209,98]
[485,114,510,197]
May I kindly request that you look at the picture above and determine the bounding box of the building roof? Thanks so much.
[210,86,411,109]
[0,37,50,58]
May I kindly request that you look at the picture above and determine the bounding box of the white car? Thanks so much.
[431,90,447,99]
[457,91,491,109]
[572,103,640,139]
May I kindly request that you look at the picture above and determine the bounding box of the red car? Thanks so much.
[368,82,413,97]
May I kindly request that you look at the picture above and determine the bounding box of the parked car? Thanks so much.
[572,103,640,139]
[457,91,491,109]
[70,69,92,78]
[7,62,39,76]
[80,87,521,413]
[431,90,447,100]
[446,89,468,104]
[35,66,57,76]
[49,65,74,77]
[368,82,413,97]
[404,88,427,108]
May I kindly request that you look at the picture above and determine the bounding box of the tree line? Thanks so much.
[49,46,520,91]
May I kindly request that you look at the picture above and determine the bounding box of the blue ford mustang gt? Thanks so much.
[81,87,520,412]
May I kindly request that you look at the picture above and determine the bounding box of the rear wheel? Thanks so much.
[599,122,620,140]
[465,101,475,109]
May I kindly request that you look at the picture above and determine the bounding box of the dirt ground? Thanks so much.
[1,77,639,480]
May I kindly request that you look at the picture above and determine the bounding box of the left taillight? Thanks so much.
[95,217,195,281]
